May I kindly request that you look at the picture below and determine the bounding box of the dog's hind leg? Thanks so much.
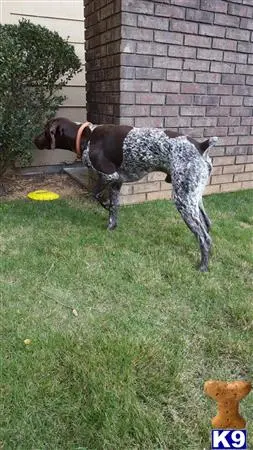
[199,197,211,232]
[107,181,122,230]
[174,194,212,271]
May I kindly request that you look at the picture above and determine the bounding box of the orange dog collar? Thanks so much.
[75,121,92,157]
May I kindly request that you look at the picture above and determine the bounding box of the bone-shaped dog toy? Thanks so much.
[204,380,252,429]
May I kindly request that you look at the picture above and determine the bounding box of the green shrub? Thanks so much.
[0,19,82,176]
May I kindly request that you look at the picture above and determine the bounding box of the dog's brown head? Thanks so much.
[34,117,87,152]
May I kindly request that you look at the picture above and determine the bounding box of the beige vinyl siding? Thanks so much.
[1,0,86,165]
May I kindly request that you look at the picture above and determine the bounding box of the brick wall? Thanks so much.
[84,0,253,205]
[84,0,121,124]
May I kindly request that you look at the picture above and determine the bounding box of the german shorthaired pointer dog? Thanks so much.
[34,117,218,271]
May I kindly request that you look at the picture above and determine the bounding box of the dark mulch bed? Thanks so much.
[0,172,87,201]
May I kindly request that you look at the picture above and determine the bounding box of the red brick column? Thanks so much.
[84,0,121,124]
[84,0,253,204]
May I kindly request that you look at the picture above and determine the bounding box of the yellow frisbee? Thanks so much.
[27,190,60,201]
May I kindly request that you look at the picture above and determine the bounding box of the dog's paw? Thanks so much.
[107,218,118,231]
[199,264,209,272]
[107,224,117,231]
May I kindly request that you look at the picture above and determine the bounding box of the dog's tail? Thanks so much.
[199,136,218,155]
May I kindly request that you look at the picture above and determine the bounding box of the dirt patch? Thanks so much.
[0,173,89,201]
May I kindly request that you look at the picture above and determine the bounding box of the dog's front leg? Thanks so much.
[93,174,104,198]
[93,175,110,210]
[108,181,122,230]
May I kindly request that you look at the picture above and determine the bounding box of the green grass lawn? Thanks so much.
[1,190,253,450]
